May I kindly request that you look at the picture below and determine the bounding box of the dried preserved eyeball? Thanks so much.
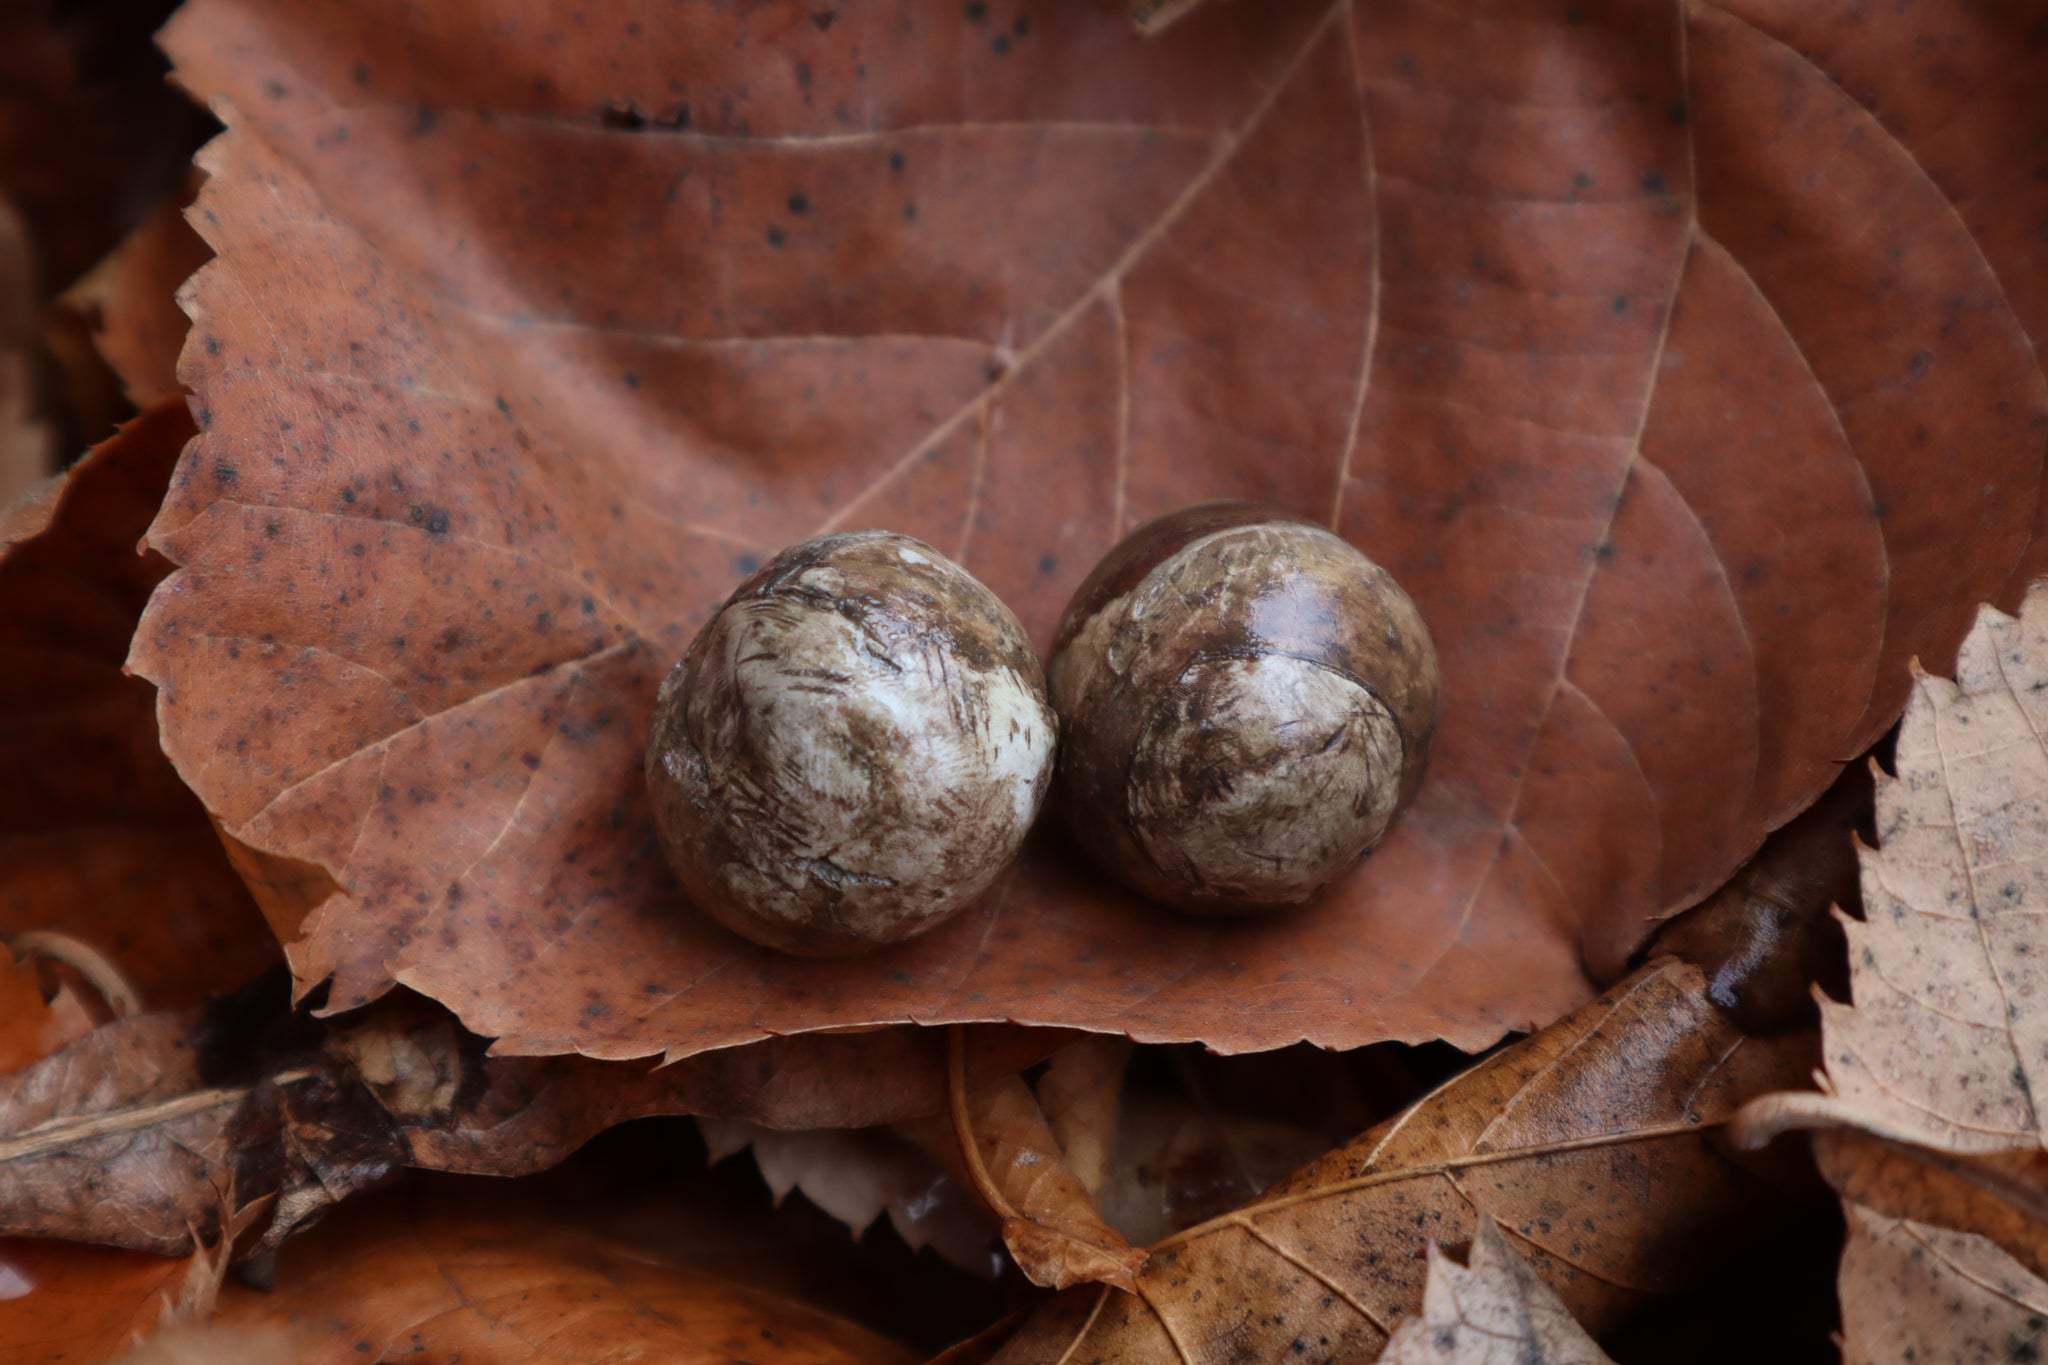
[1049,503,1438,915]
[646,531,1057,956]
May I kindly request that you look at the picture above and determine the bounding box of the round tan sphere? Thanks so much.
[646,531,1057,956]
[1049,503,1438,915]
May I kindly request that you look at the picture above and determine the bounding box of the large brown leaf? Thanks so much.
[139,0,2048,1059]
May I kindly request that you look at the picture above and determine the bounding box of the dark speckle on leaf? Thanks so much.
[766,225,786,247]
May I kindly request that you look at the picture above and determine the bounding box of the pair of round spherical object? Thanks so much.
[645,506,1439,956]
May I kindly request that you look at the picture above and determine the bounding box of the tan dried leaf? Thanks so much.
[1379,1216,1615,1365]
[1838,1206,2048,1365]
[698,1116,1000,1278]
[907,1039,1146,1292]
[1739,584,2048,1156]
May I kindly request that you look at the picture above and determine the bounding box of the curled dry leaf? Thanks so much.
[0,918,227,1365]
[898,1035,1145,1291]
[204,1185,916,1365]
[1379,1216,1615,1365]
[138,0,2048,1060]
[986,952,1817,1365]
[0,398,277,1010]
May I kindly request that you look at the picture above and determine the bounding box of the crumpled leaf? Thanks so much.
[203,1184,916,1365]
[1836,1207,2048,1365]
[986,951,1818,1363]
[1379,1216,1615,1365]
[0,920,229,1365]
[0,976,1068,1256]
[0,399,277,1009]
[135,0,2048,1060]
[889,1037,1145,1291]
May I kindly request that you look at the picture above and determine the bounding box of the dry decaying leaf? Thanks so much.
[199,1186,914,1365]
[1835,1207,2048,1365]
[986,953,1816,1363]
[699,1115,1001,1278]
[1727,579,2048,1363]
[1378,1216,1614,1365]
[0,399,278,1010]
[0,969,1068,1257]
[0,915,238,1365]
[132,0,2048,1062]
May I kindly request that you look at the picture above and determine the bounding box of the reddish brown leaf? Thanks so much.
[138,0,2048,1059]
[0,1240,216,1365]
[0,400,278,1009]
[204,1185,916,1365]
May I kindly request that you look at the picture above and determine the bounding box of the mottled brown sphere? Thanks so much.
[647,531,1057,956]
[1049,503,1438,915]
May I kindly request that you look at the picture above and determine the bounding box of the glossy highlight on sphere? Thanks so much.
[1049,503,1439,915]
[646,530,1057,955]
